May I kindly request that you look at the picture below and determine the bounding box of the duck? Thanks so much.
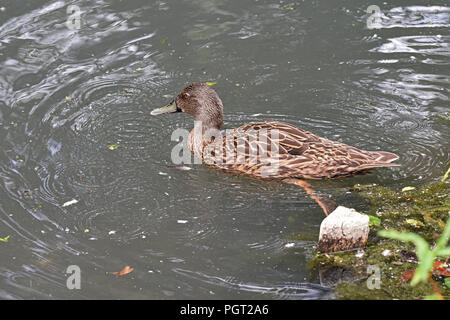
[151,82,399,214]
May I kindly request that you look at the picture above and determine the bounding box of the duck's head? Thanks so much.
[151,82,224,130]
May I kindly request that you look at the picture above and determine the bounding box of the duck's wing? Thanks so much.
[203,121,399,179]
[261,121,399,179]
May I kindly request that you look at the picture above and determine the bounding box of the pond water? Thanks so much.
[0,0,448,299]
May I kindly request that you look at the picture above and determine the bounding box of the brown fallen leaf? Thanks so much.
[432,261,450,276]
[401,269,415,282]
[110,266,134,276]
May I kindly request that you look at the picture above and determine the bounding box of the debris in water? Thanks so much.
[168,166,192,171]
[177,220,188,224]
[110,266,134,276]
[0,235,10,243]
[62,199,78,207]
[107,144,120,151]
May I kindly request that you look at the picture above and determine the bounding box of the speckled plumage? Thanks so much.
[201,120,399,180]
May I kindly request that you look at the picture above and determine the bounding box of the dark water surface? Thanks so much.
[0,0,449,299]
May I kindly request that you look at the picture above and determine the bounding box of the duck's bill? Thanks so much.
[150,100,179,115]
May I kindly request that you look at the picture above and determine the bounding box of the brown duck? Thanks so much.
[151,82,399,214]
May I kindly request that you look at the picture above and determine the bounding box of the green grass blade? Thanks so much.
[435,217,450,250]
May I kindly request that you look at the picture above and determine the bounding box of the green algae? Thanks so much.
[309,180,450,300]
[436,112,450,125]
[359,181,449,242]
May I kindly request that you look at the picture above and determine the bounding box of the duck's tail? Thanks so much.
[355,151,400,170]
[372,151,400,164]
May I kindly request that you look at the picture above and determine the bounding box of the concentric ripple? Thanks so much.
[0,1,448,300]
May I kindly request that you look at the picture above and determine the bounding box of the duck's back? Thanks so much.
[202,121,399,180]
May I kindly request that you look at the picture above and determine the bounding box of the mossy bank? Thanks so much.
[310,179,449,300]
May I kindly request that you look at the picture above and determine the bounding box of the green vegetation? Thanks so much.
[310,170,450,300]
[379,219,450,286]
[378,219,450,299]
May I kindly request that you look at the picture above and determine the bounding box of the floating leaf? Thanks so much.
[402,186,416,192]
[160,39,167,44]
[65,96,72,102]
[266,110,271,114]
[0,235,10,243]
[84,229,90,233]
[205,81,217,86]
[368,215,381,227]
[107,144,120,151]
[110,266,134,276]
[136,67,143,71]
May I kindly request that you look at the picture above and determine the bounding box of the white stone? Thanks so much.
[318,206,370,253]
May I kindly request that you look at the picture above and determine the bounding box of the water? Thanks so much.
[0,0,448,299]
